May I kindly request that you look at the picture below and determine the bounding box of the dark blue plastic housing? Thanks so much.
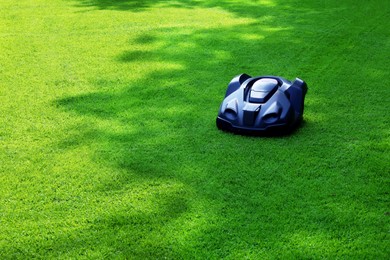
[216,74,308,135]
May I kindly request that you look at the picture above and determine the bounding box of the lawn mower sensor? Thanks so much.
[216,74,308,135]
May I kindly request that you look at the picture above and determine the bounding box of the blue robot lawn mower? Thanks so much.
[216,73,308,135]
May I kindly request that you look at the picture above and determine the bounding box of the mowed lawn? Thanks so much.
[0,0,389,258]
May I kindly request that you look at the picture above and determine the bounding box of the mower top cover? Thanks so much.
[216,73,308,135]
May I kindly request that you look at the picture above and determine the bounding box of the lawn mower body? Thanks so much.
[216,74,308,135]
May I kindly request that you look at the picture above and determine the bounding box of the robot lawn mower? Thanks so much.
[216,73,308,135]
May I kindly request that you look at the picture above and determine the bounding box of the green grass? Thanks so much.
[0,0,389,258]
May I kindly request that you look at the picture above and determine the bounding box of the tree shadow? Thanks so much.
[73,0,161,11]
[73,0,273,13]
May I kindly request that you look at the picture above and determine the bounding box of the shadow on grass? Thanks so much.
[73,0,273,13]
[74,0,167,11]
[45,0,390,258]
